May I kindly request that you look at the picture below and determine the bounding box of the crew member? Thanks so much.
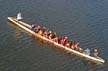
[48,31,53,39]
[31,25,41,33]
[51,32,57,39]
[65,41,69,47]
[38,29,43,36]
[74,42,79,50]
[60,38,64,45]
[63,36,68,46]
[94,49,99,56]
[71,44,75,49]
[84,48,90,55]
[43,31,48,38]
[69,40,73,48]
[31,24,35,30]
[53,37,59,43]
[58,37,62,44]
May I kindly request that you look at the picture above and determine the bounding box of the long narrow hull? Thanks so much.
[8,17,105,64]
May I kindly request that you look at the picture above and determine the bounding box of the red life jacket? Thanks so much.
[95,51,99,56]
[65,43,69,47]
[61,39,65,45]
[75,43,79,49]
[71,45,75,49]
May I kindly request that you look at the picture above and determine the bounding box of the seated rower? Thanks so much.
[71,44,75,50]
[69,40,73,47]
[84,48,90,55]
[53,37,59,43]
[48,31,53,39]
[65,41,69,47]
[49,34,53,39]
[94,49,99,57]
[41,26,47,33]
[74,42,79,50]
[43,31,48,38]
[31,24,35,30]
[51,32,57,39]
[78,48,83,53]
[58,37,62,44]
[38,29,43,36]
[31,24,41,33]
[63,36,68,46]
[60,38,64,45]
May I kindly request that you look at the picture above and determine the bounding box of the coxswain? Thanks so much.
[94,49,99,57]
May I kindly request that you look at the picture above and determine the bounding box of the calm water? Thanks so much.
[0,0,108,71]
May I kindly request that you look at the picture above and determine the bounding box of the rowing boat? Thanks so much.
[8,17,105,65]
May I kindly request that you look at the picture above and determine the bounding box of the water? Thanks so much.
[0,0,108,71]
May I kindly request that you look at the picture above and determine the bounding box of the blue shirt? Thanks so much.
[84,48,90,55]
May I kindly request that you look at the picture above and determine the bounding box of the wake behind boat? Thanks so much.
[7,14,105,65]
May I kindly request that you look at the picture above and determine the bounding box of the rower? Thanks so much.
[64,40,69,47]
[38,29,43,36]
[69,40,73,47]
[51,32,58,42]
[31,24,35,30]
[58,37,62,44]
[52,32,57,39]
[48,31,52,39]
[31,24,41,33]
[63,36,68,46]
[84,48,90,55]
[43,31,48,38]
[71,44,75,50]
[60,37,64,45]
[42,27,47,33]
[53,37,59,43]
[74,42,79,50]
[94,49,99,57]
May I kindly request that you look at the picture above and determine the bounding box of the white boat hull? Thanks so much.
[8,17,105,65]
